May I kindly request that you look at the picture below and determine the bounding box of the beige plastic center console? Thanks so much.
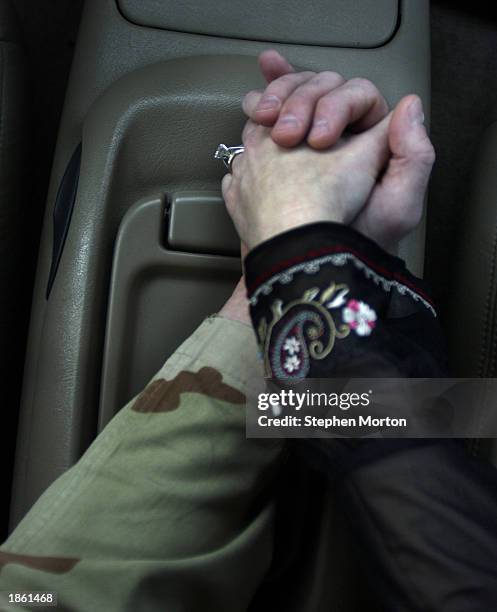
[117,0,400,48]
[11,0,430,608]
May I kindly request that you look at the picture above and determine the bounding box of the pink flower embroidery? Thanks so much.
[342,300,377,337]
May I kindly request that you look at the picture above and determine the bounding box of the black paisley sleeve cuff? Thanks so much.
[244,222,442,380]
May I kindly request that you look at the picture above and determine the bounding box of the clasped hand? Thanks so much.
[222,50,435,252]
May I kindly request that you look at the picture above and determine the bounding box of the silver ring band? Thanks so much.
[214,144,245,172]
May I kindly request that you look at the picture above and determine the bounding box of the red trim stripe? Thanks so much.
[247,245,435,307]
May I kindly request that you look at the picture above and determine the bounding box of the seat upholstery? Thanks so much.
[0,0,28,537]
[448,121,497,464]
[449,121,497,379]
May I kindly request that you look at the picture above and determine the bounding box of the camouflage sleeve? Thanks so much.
[0,316,284,612]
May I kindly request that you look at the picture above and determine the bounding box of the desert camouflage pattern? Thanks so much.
[0,317,283,611]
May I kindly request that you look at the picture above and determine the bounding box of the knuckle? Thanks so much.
[242,122,257,141]
[281,90,313,114]
[299,70,317,80]
[312,71,345,87]
[273,73,299,88]
[273,71,315,89]
[348,77,379,96]
[244,123,264,142]
[283,88,309,104]
[414,140,436,166]
[244,126,259,147]
[315,95,334,115]
[243,89,261,110]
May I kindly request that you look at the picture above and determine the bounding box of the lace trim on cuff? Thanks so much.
[249,251,436,317]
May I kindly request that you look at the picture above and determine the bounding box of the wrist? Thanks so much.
[217,277,251,326]
[248,210,346,251]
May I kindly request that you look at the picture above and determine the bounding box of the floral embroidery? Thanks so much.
[342,300,377,337]
[283,336,301,355]
[257,283,378,379]
[257,283,350,379]
[284,355,301,373]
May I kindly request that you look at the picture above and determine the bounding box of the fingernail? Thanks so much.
[256,95,280,111]
[408,98,424,126]
[308,119,329,142]
[275,114,299,130]
[311,119,329,132]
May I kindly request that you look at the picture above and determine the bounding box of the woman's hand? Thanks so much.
[235,50,435,250]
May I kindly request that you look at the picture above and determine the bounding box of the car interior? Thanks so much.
[2,0,497,609]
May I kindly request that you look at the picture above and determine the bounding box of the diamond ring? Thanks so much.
[214,144,245,172]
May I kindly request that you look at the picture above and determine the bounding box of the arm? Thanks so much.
[0,313,283,612]
[244,220,497,610]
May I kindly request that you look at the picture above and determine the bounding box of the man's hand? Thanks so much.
[244,51,389,150]
[238,50,435,250]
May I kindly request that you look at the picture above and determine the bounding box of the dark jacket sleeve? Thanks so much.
[244,222,497,611]
[245,222,447,380]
